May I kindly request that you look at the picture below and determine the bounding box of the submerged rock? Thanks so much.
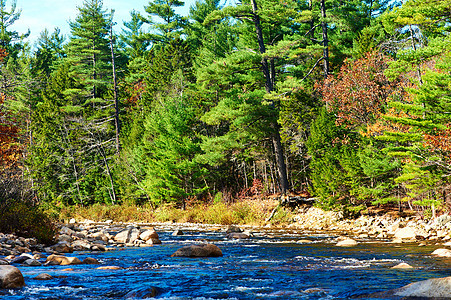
[391,263,414,269]
[171,244,223,258]
[124,287,159,299]
[96,266,122,270]
[0,265,25,288]
[34,273,53,280]
[82,257,99,264]
[227,232,250,239]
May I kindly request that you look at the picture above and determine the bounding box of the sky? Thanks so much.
[11,0,195,46]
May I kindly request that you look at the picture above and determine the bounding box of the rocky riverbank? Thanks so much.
[2,207,451,297]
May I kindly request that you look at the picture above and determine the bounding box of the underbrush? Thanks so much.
[56,197,294,226]
[0,178,56,244]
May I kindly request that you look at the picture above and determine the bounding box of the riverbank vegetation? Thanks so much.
[1,0,451,237]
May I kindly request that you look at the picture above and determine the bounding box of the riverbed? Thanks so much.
[3,225,450,299]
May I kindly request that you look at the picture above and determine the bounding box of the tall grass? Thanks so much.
[56,198,293,226]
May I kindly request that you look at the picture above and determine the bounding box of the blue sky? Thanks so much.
[12,0,195,45]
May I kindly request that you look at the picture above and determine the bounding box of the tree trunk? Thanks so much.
[320,0,329,78]
[250,0,289,194]
[109,22,121,153]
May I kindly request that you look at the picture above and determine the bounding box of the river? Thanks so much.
[3,225,450,299]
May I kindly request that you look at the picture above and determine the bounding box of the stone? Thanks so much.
[0,260,8,265]
[227,232,250,239]
[140,229,159,241]
[69,218,76,224]
[226,225,243,233]
[394,227,417,241]
[46,255,82,266]
[90,244,106,252]
[172,230,184,236]
[125,287,159,299]
[371,276,451,298]
[0,266,25,288]
[114,228,140,244]
[146,238,162,245]
[336,238,358,247]
[56,234,73,243]
[71,240,91,251]
[171,244,223,258]
[82,257,100,264]
[11,254,33,264]
[34,273,53,280]
[391,263,414,269]
[50,241,73,253]
[23,259,42,266]
[431,248,451,257]
[96,266,122,270]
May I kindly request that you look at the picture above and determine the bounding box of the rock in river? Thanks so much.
[125,287,159,299]
[369,276,451,298]
[46,254,82,266]
[171,244,223,258]
[336,238,358,247]
[0,265,25,288]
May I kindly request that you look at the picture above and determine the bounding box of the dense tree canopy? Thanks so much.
[2,0,450,217]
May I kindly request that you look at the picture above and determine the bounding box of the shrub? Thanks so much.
[0,178,56,245]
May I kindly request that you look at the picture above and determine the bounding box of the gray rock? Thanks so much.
[57,234,73,243]
[370,276,451,298]
[114,228,140,244]
[172,230,184,236]
[50,241,73,253]
[72,240,91,251]
[34,273,53,280]
[171,244,223,258]
[226,225,243,233]
[140,229,159,241]
[227,232,250,239]
[23,259,42,266]
[0,265,25,288]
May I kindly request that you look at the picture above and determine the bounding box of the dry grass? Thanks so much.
[56,197,294,226]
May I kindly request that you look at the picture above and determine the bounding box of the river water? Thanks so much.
[3,225,451,299]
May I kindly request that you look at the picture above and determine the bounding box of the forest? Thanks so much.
[1,0,451,225]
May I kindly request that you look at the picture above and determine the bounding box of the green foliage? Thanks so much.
[307,108,365,209]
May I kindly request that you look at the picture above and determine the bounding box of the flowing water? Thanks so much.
[3,225,451,299]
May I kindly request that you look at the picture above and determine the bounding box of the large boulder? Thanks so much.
[370,276,451,298]
[431,248,451,257]
[171,244,223,258]
[393,227,417,242]
[46,255,82,266]
[114,228,140,244]
[140,229,159,241]
[0,265,25,288]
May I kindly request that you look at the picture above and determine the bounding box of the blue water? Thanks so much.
[3,226,451,299]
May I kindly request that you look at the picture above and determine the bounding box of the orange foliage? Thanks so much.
[318,52,396,128]
[424,125,451,154]
[0,48,22,173]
